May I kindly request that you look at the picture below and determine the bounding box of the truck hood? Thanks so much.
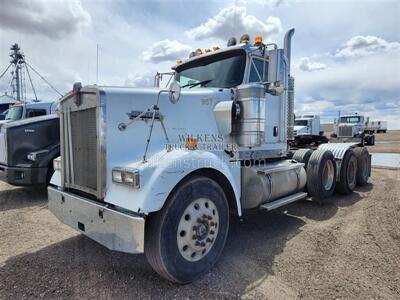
[2,114,58,129]
[98,85,233,164]
[294,125,307,131]
[294,125,309,134]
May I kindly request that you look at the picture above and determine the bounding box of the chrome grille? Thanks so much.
[70,108,98,190]
[339,126,353,137]
[61,89,105,199]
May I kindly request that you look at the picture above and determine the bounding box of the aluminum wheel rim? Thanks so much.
[347,157,357,189]
[177,198,219,262]
[322,160,335,190]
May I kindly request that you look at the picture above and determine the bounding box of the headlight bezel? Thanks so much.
[112,167,140,189]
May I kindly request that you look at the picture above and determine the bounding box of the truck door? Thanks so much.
[248,57,280,144]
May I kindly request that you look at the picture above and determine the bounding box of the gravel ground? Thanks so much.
[366,130,400,154]
[1,167,399,299]
[324,130,400,154]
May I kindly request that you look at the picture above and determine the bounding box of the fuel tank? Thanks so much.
[241,160,307,209]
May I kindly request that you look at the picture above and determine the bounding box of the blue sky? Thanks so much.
[0,0,399,128]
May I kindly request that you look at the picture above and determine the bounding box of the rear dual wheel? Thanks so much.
[335,150,358,194]
[306,149,337,203]
[354,147,370,186]
[145,176,229,284]
[293,149,313,169]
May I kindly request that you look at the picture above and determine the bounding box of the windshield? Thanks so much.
[340,116,360,124]
[294,120,308,126]
[5,106,23,121]
[176,50,246,89]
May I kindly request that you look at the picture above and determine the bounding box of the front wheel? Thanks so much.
[145,176,229,283]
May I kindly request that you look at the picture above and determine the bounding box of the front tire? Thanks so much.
[145,176,229,283]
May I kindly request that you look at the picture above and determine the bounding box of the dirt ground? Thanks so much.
[324,130,400,153]
[366,130,400,153]
[0,166,399,299]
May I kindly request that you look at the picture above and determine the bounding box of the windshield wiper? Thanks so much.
[181,79,212,89]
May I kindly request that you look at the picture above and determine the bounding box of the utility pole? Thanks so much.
[9,43,24,101]
[2,43,62,101]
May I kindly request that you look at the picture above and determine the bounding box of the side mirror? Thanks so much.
[169,80,181,104]
[267,81,284,96]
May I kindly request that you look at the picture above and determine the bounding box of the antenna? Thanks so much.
[96,44,99,84]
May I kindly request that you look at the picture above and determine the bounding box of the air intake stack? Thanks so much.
[284,29,295,142]
[287,76,295,140]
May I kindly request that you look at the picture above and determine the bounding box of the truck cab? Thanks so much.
[0,114,60,187]
[294,115,321,136]
[332,114,375,145]
[291,115,327,148]
[0,101,57,126]
[48,30,371,283]
[0,97,59,187]
[0,95,16,120]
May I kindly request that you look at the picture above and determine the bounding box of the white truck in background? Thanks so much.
[48,29,371,283]
[332,113,375,146]
[0,101,57,127]
[367,120,388,133]
[291,115,328,148]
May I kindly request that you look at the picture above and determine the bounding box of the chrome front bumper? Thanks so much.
[48,186,145,254]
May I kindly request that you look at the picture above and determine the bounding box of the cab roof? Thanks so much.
[172,43,265,71]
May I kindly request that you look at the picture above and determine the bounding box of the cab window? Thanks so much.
[176,50,246,89]
[5,106,23,121]
[249,58,268,82]
[26,109,47,118]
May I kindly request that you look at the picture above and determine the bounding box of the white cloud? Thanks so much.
[298,57,326,72]
[335,35,400,57]
[141,39,191,63]
[0,0,91,39]
[125,73,154,88]
[294,49,400,129]
[186,6,282,41]
[253,0,285,7]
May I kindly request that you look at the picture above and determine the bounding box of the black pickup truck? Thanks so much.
[0,115,59,186]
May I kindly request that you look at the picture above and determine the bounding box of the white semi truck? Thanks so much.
[291,115,328,148]
[48,30,371,283]
[332,113,375,146]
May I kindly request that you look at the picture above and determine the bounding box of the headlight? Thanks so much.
[53,157,62,171]
[27,153,36,161]
[112,167,140,189]
[27,150,48,162]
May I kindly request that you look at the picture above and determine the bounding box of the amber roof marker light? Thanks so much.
[254,36,264,47]
[239,34,250,44]
[227,37,237,47]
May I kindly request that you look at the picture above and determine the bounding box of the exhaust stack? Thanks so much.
[284,28,295,74]
[284,29,295,140]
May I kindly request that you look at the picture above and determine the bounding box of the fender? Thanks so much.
[37,143,60,168]
[105,149,242,216]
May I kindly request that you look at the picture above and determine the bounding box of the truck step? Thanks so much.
[260,192,307,211]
